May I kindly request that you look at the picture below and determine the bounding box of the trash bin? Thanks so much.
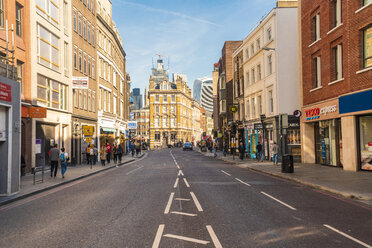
[281,154,294,173]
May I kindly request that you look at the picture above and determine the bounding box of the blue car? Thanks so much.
[183,142,193,151]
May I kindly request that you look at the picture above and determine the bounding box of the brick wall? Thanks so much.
[301,0,372,107]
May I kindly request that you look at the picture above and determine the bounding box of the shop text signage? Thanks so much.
[72,77,88,89]
[0,82,11,102]
[305,105,337,120]
[29,107,47,118]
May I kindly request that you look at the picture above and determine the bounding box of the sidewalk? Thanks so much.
[0,153,145,206]
[200,150,372,204]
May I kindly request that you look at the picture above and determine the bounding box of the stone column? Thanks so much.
[341,116,358,171]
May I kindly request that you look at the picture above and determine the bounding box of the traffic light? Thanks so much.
[231,123,237,135]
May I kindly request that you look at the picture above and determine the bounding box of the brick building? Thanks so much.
[300,0,372,171]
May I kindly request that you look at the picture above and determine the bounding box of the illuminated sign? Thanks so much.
[305,105,337,121]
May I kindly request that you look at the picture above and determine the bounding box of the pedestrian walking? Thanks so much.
[60,147,69,178]
[106,143,112,163]
[131,141,135,157]
[89,144,94,165]
[86,144,91,165]
[113,144,118,164]
[223,141,227,157]
[117,144,123,163]
[48,144,60,178]
[135,142,140,157]
[213,139,217,158]
[100,145,107,166]
[93,146,98,165]
[256,142,263,162]
[272,142,279,165]
[238,142,245,160]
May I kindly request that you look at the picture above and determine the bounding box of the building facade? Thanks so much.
[148,58,193,148]
[130,87,143,110]
[31,0,73,169]
[193,77,213,114]
[300,0,372,171]
[191,99,202,144]
[233,1,300,161]
[96,0,127,152]
[71,0,97,165]
[132,107,149,143]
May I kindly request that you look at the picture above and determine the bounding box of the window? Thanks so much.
[332,0,342,27]
[79,89,83,109]
[87,23,91,43]
[171,118,175,128]
[245,49,249,60]
[163,117,168,127]
[79,50,82,72]
[220,76,226,89]
[64,42,68,76]
[220,100,226,113]
[91,26,95,46]
[252,97,256,117]
[36,0,59,26]
[163,105,167,114]
[113,95,117,114]
[17,60,23,83]
[92,59,95,79]
[268,55,273,75]
[257,64,262,81]
[163,95,168,103]
[258,95,262,114]
[87,0,90,9]
[63,1,68,33]
[98,1,101,14]
[246,100,250,118]
[83,18,87,39]
[108,40,111,55]
[155,131,160,140]
[246,72,250,86]
[16,3,22,37]
[37,25,59,71]
[108,92,111,112]
[84,90,87,110]
[251,44,255,56]
[155,95,160,102]
[98,59,101,77]
[171,105,175,113]
[99,31,102,47]
[83,53,87,74]
[113,71,116,87]
[0,0,4,27]
[268,90,273,113]
[73,89,78,108]
[88,90,91,112]
[78,13,82,35]
[155,118,159,128]
[363,26,372,68]
[332,44,343,81]
[267,27,272,42]
[91,0,94,13]
[171,95,176,102]
[107,65,110,82]
[312,14,320,42]
[251,68,255,83]
[73,9,77,31]
[256,38,261,50]
[363,0,372,6]
[36,74,67,110]
[88,57,91,77]
[155,105,159,113]
[312,56,322,89]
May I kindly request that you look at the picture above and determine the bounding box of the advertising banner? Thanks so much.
[72,77,89,89]
[128,121,137,130]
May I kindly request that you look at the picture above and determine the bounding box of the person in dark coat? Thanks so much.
[238,142,245,160]
[117,144,123,163]
[256,142,263,162]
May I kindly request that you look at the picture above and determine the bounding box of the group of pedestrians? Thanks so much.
[100,143,124,166]
[48,144,69,178]
[129,141,142,157]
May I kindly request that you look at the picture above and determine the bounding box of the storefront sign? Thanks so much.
[339,89,372,115]
[293,110,302,118]
[289,123,300,128]
[35,139,42,154]
[128,121,137,130]
[302,99,339,122]
[83,126,94,136]
[86,137,92,143]
[246,123,254,130]
[29,107,47,118]
[266,124,273,129]
[368,142,372,147]
[72,77,88,89]
[254,123,264,130]
[0,82,11,102]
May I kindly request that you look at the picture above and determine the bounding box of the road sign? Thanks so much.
[230,105,238,113]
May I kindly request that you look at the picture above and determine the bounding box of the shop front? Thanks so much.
[301,99,342,167]
[245,122,263,159]
[339,89,372,171]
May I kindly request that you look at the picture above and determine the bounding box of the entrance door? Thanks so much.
[315,119,341,166]
[35,123,55,168]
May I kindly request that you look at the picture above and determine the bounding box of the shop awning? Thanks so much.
[101,127,116,133]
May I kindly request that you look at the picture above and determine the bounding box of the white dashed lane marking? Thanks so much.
[207,225,223,248]
[163,234,210,245]
[183,178,190,188]
[171,211,197,217]
[190,192,203,212]
[152,224,165,248]
[221,170,231,176]
[324,224,372,248]
[235,178,251,187]
[164,192,175,214]
[173,178,179,188]
[261,191,296,210]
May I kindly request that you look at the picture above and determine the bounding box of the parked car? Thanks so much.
[183,142,193,151]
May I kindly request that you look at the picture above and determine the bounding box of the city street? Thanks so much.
[1,149,372,248]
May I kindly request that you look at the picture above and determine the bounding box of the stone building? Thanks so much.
[148,58,193,148]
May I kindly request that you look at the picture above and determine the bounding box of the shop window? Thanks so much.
[363,26,372,69]
[359,116,372,171]
[287,130,301,145]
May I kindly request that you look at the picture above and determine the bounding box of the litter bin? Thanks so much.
[281,154,294,173]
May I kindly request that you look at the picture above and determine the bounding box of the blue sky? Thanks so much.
[111,0,277,95]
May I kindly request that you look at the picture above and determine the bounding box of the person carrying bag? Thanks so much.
[60,147,69,178]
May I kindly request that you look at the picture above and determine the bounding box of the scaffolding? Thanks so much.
[0,20,17,80]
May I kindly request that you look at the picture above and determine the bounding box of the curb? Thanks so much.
[199,152,372,202]
[0,157,139,207]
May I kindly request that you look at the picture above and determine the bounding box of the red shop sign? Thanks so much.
[0,82,11,102]
[368,142,372,147]
[305,108,320,117]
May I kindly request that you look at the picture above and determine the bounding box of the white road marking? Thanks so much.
[235,178,251,187]
[125,165,144,175]
[183,178,190,188]
[324,224,372,248]
[171,211,197,217]
[221,170,231,176]
[261,191,296,210]
[163,234,210,245]
[173,178,179,188]
[190,192,203,212]
[206,225,223,248]
[176,164,180,169]
[164,192,175,214]
[152,224,165,248]
[175,198,190,201]
[178,170,184,176]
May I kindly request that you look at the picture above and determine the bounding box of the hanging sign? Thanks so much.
[0,82,11,102]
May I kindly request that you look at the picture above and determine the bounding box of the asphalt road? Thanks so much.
[1,149,372,248]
